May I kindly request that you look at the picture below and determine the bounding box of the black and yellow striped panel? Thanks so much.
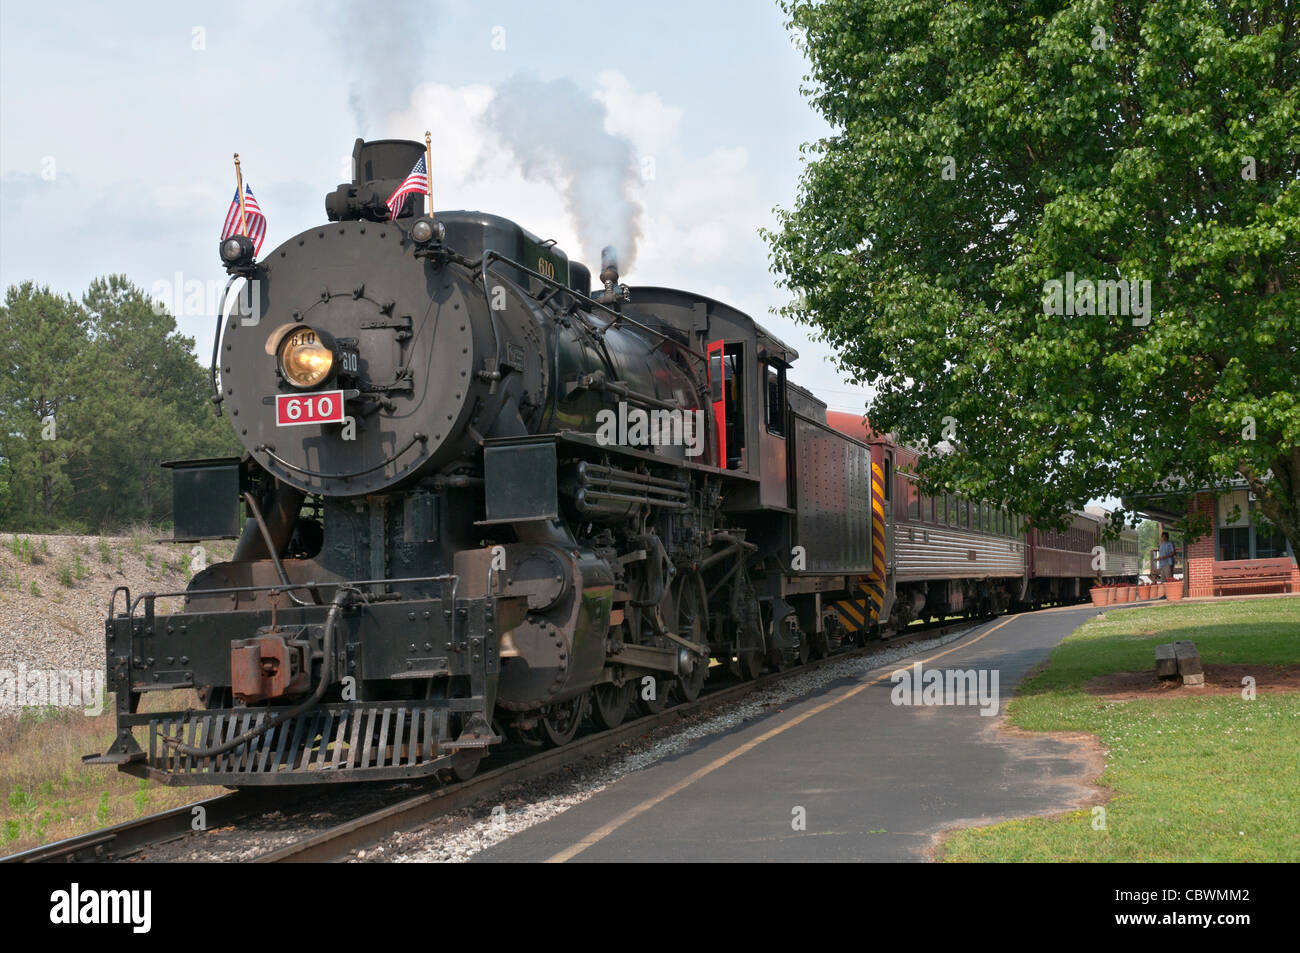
[831,461,888,631]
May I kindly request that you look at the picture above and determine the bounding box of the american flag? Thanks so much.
[220,184,267,256]
[385,155,428,221]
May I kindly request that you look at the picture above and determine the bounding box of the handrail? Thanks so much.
[477,249,708,365]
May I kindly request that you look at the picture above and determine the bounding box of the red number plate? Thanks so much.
[275,390,345,426]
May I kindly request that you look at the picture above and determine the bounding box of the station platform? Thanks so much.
[475,606,1103,862]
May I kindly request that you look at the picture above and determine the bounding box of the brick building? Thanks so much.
[1127,478,1298,598]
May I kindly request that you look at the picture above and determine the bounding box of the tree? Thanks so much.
[766,0,1299,555]
[0,283,89,528]
[0,276,238,531]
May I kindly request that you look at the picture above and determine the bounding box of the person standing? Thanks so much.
[1157,532,1176,581]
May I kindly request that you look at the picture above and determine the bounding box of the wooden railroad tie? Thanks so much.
[1156,640,1203,687]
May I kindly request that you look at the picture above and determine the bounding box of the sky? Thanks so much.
[0,0,877,415]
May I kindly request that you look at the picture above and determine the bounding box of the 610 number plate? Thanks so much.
[276,390,344,426]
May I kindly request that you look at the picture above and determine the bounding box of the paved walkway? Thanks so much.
[476,606,1103,862]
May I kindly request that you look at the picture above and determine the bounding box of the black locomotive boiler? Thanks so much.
[88,137,890,785]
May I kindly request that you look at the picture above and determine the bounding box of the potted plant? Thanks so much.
[1165,580,1184,602]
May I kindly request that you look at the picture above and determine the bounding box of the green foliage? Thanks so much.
[28,581,40,598]
[98,538,111,564]
[95,791,110,826]
[132,779,150,816]
[7,785,35,813]
[56,561,72,587]
[9,536,35,564]
[0,276,239,532]
[768,0,1299,553]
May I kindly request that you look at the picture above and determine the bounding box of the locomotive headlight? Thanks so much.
[409,217,443,246]
[220,234,256,266]
[277,328,334,388]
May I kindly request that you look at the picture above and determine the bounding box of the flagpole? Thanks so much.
[234,153,249,237]
[424,131,434,218]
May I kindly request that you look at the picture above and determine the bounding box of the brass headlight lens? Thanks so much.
[277,328,334,388]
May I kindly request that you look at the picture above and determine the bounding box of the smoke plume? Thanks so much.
[334,1,433,137]
[485,74,643,273]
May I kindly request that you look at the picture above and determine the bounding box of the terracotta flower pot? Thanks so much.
[1123,586,1137,602]
[1098,587,1113,605]
[1165,584,1184,602]
[1137,584,1152,599]
[1151,583,1165,599]
[1090,587,1105,606]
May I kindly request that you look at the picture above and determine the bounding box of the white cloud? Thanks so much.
[593,69,683,157]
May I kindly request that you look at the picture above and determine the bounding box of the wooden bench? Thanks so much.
[1156,640,1203,686]
[1212,559,1295,597]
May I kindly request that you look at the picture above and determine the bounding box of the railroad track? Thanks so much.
[3,617,985,864]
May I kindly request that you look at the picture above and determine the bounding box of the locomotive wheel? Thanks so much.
[440,750,483,783]
[674,655,707,703]
[590,681,634,730]
[540,695,586,748]
[671,572,709,703]
[809,627,831,660]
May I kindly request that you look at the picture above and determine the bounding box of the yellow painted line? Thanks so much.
[544,614,1019,863]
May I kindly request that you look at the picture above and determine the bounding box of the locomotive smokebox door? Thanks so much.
[482,436,558,524]
[162,457,242,541]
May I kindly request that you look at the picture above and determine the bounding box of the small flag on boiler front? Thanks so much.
[220,183,267,256]
[385,154,428,221]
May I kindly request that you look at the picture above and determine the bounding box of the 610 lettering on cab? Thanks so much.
[275,390,345,426]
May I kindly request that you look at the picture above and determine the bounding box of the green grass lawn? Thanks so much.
[940,598,1300,862]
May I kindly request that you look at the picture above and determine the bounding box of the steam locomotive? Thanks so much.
[87,138,1135,786]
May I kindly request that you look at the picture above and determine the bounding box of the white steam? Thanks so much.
[484,74,643,273]
[334,1,433,137]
